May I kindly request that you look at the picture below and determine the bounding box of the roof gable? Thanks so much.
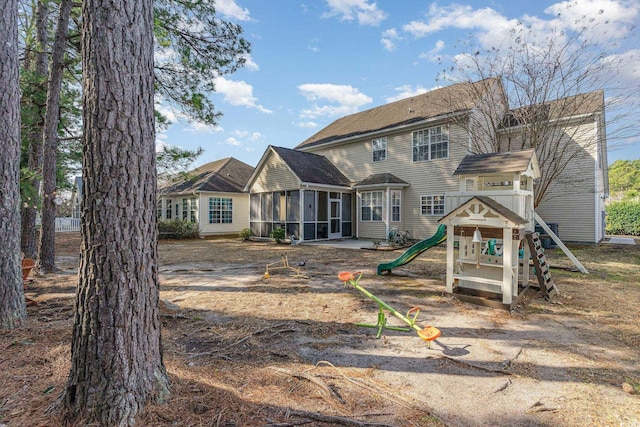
[159,157,254,194]
[297,77,502,149]
[439,196,528,227]
[270,146,351,187]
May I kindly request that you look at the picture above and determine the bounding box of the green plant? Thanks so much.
[606,201,640,236]
[158,219,200,239]
[239,228,253,240]
[270,227,285,243]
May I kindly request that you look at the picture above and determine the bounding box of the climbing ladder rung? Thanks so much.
[526,232,559,300]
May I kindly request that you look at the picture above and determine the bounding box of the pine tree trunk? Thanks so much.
[0,0,27,329]
[62,0,169,424]
[21,0,50,259]
[37,0,72,273]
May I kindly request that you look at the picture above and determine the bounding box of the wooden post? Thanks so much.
[502,227,513,304]
[446,225,455,293]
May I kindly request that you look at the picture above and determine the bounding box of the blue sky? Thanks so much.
[157,0,640,168]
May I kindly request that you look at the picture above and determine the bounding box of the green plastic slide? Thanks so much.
[377,224,447,275]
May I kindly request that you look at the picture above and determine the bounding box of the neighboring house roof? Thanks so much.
[297,77,503,149]
[270,146,352,187]
[453,149,540,178]
[353,173,409,189]
[502,90,604,127]
[439,196,528,226]
[159,157,254,195]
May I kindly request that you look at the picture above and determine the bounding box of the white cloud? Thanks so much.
[155,104,179,124]
[402,1,640,50]
[240,53,259,71]
[214,76,273,113]
[230,130,264,141]
[297,121,319,128]
[385,85,434,103]
[402,4,516,48]
[323,0,387,26]
[298,83,372,119]
[419,39,446,62]
[308,38,320,52]
[155,133,169,153]
[381,28,400,51]
[225,137,242,146]
[185,122,222,134]
[545,0,639,39]
[216,0,252,21]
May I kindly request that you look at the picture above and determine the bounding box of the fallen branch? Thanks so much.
[439,354,517,376]
[186,322,291,359]
[269,367,344,403]
[287,409,398,427]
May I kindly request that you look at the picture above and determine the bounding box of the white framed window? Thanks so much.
[372,137,387,162]
[182,198,188,220]
[190,196,197,222]
[421,195,445,216]
[361,191,383,222]
[391,190,401,222]
[412,125,448,161]
[209,197,233,224]
[165,199,173,220]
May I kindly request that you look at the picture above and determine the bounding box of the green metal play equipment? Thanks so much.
[377,224,447,275]
[338,271,441,347]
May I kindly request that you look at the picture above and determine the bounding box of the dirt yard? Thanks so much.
[1,233,639,426]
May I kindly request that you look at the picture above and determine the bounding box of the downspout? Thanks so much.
[386,187,391,240]
[355,190,360,239]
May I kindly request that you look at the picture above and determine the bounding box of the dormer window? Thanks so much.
[372,137,387,162]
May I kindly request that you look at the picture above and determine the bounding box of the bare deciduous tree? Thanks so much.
[437,18,639,206]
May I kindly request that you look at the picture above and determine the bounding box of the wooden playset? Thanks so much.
[439,150,566,309]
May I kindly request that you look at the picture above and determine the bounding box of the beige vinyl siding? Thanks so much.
[250,152,300,193]
[536,124,598,243]
[309,122,469,240]
[197,192,249,236]
[503,119,600,243]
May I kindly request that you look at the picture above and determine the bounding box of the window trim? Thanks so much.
[361,191,383,222]
[420,194,445,216]
[391,190,401,222]
[412,125,449,162]
[372,137,387,162]
[209,196,233,224]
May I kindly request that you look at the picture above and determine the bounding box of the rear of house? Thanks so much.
[246,78,608,244]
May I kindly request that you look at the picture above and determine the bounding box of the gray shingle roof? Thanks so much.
[354,173,408,187]
[296,77,502,149]
[271,146,351,187]
[503,90,604,127]
[453,149,535,176]
[159,157,254,194]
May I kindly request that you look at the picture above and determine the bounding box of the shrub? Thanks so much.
[158,219,200,239]
[270,227,285,243]
[606,201,640,236]
[239,228,253,240]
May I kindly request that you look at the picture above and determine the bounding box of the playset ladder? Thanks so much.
[526,232,559,299]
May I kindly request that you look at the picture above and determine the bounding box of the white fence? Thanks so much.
[36,217,81,232]
[55,217,80,232]
[35,216,80,234]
